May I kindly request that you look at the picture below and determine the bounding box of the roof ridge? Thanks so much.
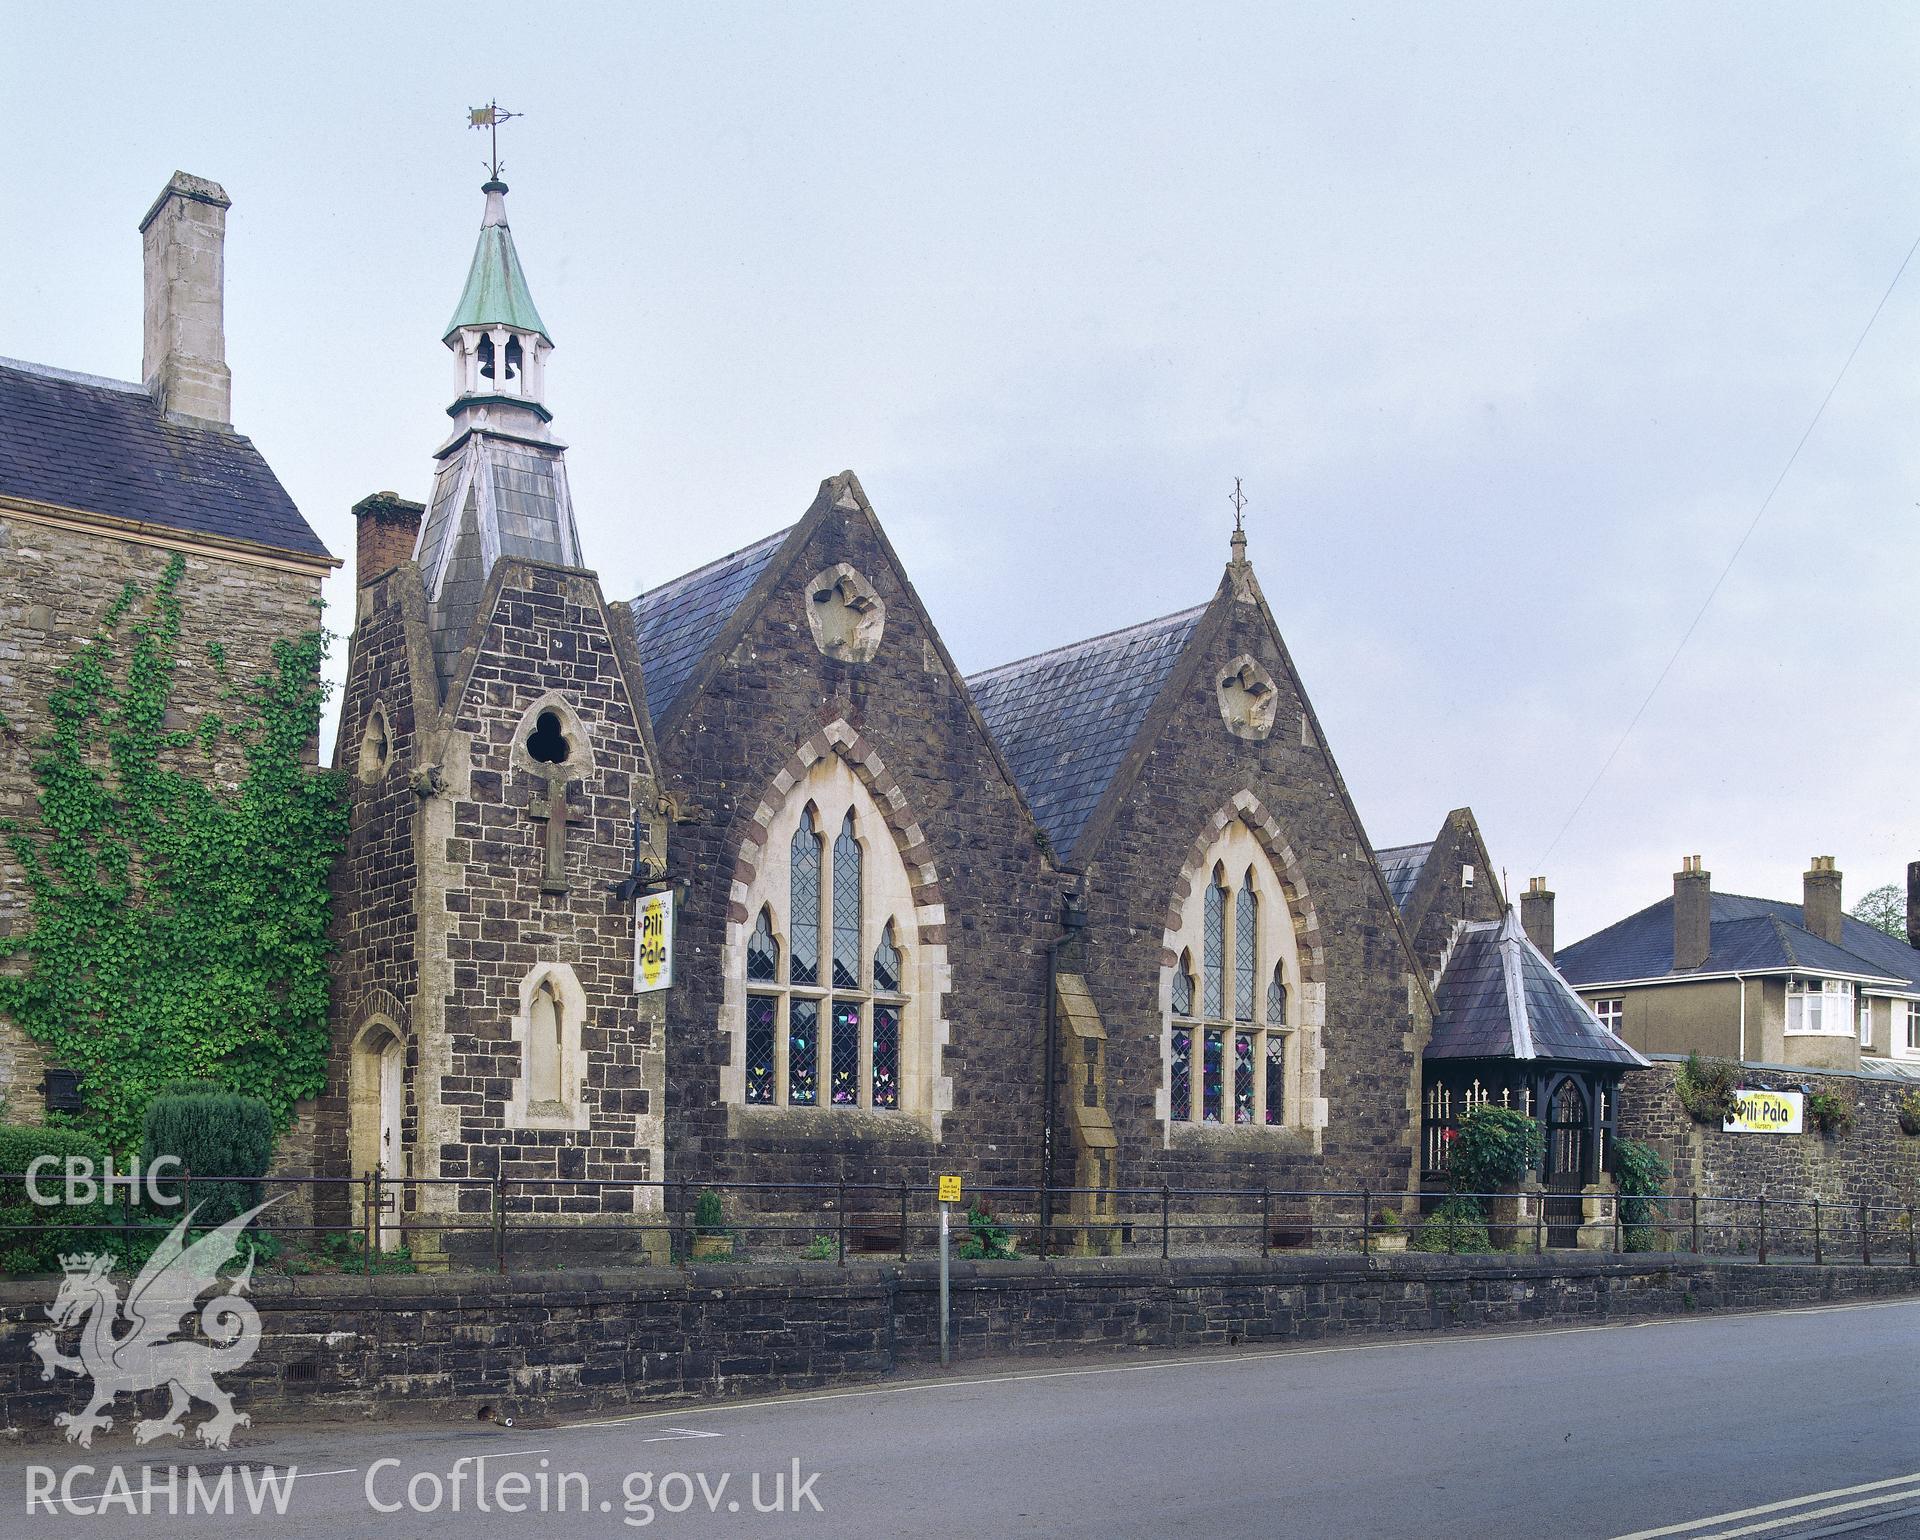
[630,526,792,607]
[1375,840,1435,858]
[0,355,146,395]
[967,602,1209,685]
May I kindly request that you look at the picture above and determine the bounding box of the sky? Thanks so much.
[4,2,1916,944]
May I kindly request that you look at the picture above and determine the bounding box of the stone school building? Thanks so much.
[2,171,1650,1248]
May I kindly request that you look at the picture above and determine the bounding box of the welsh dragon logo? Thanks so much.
[30,1200,276,1449]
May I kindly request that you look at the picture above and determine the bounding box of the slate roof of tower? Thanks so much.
[1375,841,1432,914]
[0,357,329,561]
[624,527,793,726]
[1429,910,1648,1067]
[967,605,1207,861]
[1557,893,1918,992]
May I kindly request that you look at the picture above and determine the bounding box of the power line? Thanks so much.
[1534,229,1920,872]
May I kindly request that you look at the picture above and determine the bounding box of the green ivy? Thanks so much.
[0,554,346,1153]
[1614,1138,1671,1252]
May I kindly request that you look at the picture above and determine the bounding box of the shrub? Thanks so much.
[693,1189,726,1235]
[1894,1088,1920,1138]
[1675,1054,1742,1125]
[1806,1090,1854,1139]
[1448,1106,1543,1195]
[1614,1138,1671,1252]
[801,1233,836,1261]
[957,1201,1018,1260]
[1374,1206,1401,1231]
[1412,1195,1492,1253]
[142,1090,275,1226]
[0,1124,112,1276]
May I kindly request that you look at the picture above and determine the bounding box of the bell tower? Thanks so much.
[412,174,584,688]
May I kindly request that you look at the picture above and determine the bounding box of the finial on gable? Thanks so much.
[1228,477,1249,567]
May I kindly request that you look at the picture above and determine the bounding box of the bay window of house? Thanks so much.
[1901,999,1920,1057]
[1785,976,1853,1036]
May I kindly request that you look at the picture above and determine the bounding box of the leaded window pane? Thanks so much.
[1202,1029,1225,1122]
[872,1004,900,1108]
[747,909,779,983]
[787,999,819,1105]
[1203,880,1226,1018]
[790,809,821,986]
[1171,956,1194,1017]
[1170,1027,1192,1122]
[1235,879,1257,1021]
[1234,1031,1255,1124]
[1265,1035,1285,1125]
[873,922,901,993]
[830,1000,861,1106]
[1267,968,1286,1027]
[745,996,777,1105]
[832,811,862,990]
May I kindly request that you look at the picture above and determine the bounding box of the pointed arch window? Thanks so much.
[743,776,914,1114]
[1167,832,1296,1128]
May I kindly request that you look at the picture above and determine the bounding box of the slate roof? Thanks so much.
[1429,909,1648,1067]
[967,605,1207,861]
[0,357,329,561]
[624,528,792,726]
[1557,893,1919,992]
[1375,841,1432,914]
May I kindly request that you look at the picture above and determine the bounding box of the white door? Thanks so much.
[376,1041,404,1250]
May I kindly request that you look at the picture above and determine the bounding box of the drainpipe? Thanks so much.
[1040,877,1086,1256]
[1736,972,1748,1063]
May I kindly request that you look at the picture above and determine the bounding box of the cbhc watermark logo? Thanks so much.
[25,1157,185,1208]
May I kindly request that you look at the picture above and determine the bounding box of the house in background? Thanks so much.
[1553,857,1920,1072]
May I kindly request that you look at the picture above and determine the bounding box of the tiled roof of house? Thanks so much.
[0,357,329,561]
[967,605,1206,861]
[1375,841,1432,914]
[624,527,792,726]
[1429,909,1648,1067]
[1557,893,1918,991]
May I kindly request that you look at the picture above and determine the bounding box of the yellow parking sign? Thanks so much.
[937,1174,962,1204]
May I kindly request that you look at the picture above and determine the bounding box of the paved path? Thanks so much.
[4,1297,1917,1538]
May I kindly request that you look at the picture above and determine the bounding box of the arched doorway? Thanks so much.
[1543,1077,1589,1247]
[349,1021,407,1247]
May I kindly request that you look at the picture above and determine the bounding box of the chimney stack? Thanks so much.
[1802,856,1843,946]
[140,171,232,424]
[352,492,425,586]
[1673,856,1711,971]
[1906,859,1919,952]
[1521,876,1555,958]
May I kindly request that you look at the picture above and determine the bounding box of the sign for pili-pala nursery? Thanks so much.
[634,890,674,994]
[1724,1089,1803,1134]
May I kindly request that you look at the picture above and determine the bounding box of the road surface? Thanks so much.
[4,1295,1916,1538]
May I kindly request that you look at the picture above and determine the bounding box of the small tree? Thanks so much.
[142,1090,275,1225]
[1850,883,1905,939]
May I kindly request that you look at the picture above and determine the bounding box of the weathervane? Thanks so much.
[1229,477,1248,532]
[468,101,523,182]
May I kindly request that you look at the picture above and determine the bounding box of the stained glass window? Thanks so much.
[1170,1027,1192,1121]
[832,811,862,990]
[1171,953,1194,1017]
[873,922,901,993]
[1203,875,1226,1019]
[1235,876,1257,1021]
[1267,967,1286,1027]
[787,999,819,1105]
[1265,1035,1285,1124]
[1234,1031,1255,1124]
[790,809,821,987]
[872,1004,900,1109]
[831,1000,860,1105]
[1202,1029,1225,1122]
[745,995,777,1105]
[747,909,779,983]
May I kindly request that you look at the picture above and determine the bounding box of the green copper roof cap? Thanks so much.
[444,180,551,344]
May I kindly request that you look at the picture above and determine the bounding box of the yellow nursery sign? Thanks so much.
[634,890,675,994]
[1723,1089,1803,1134]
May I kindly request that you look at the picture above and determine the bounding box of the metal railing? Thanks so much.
[2,1172,1916,1278]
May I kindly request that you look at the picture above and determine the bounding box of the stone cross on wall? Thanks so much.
[527,767,572,894]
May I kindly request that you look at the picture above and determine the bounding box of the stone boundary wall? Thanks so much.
[1,1254,1913,1440]
[1615,1058,1920,1212]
